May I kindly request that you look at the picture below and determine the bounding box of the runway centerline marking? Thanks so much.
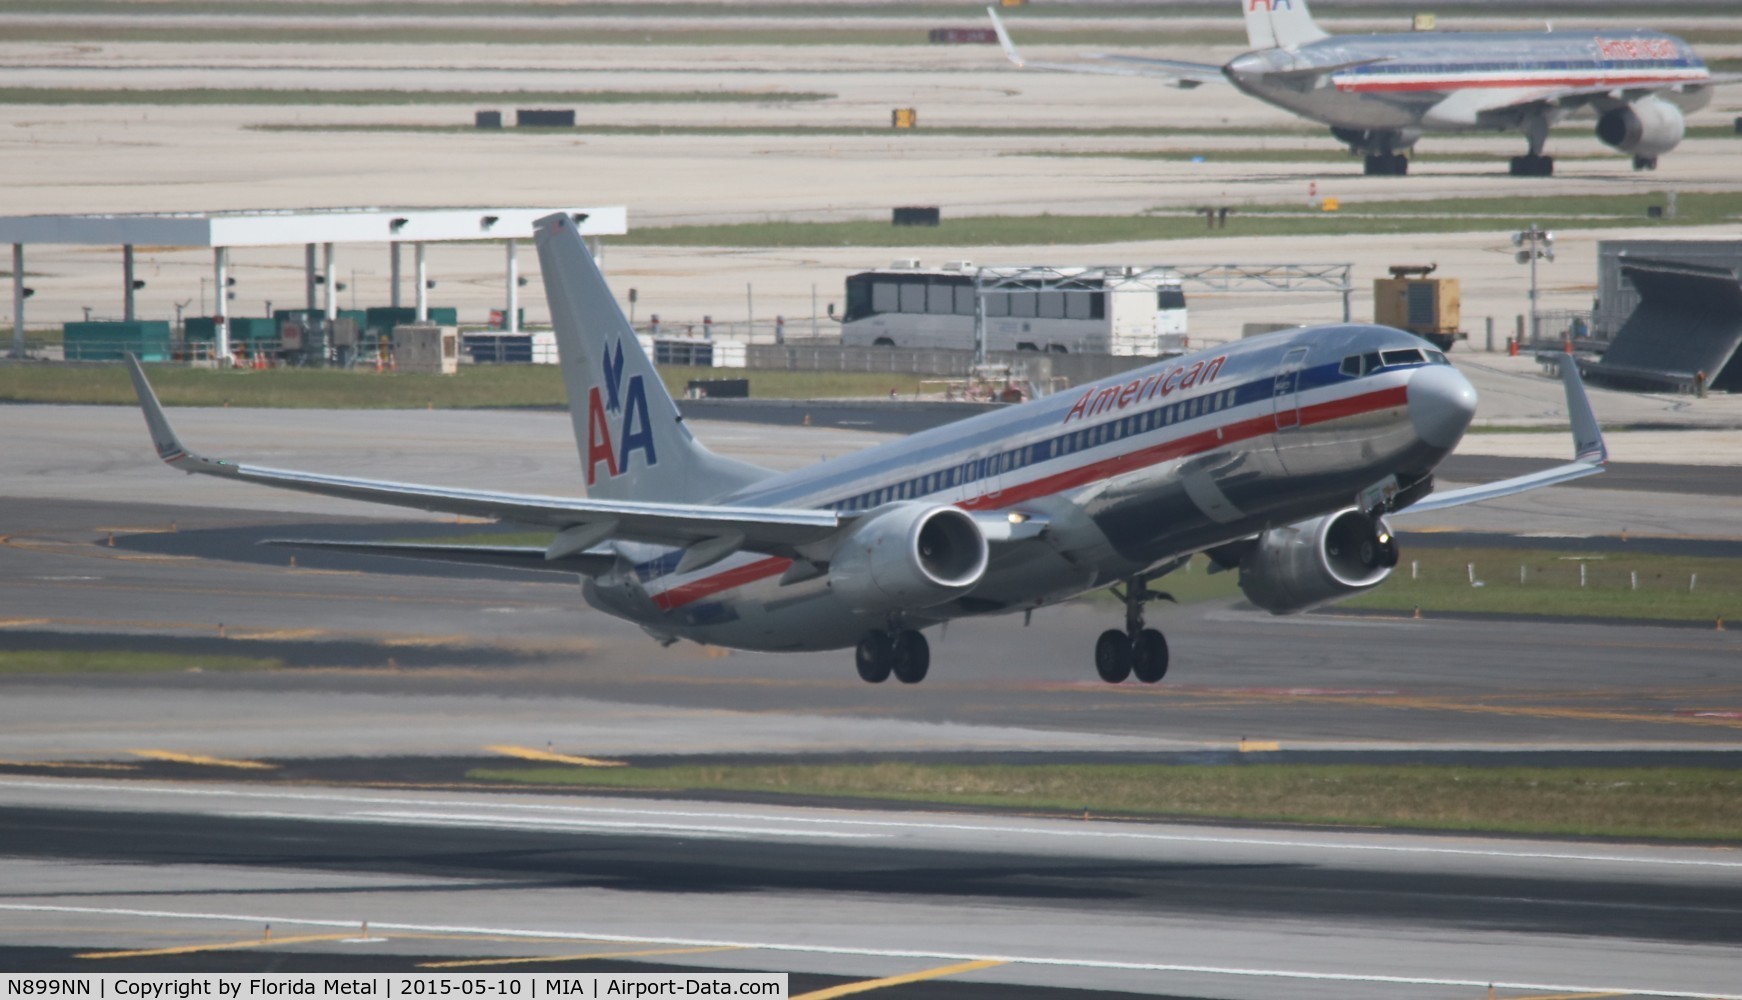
[129,750,277,771]
[420,945,745,969]
[5,904,1736,1000]
[6,778,1741,868]
[485,745,626,767]
[792,959,1006,999]
[332,810,885,841]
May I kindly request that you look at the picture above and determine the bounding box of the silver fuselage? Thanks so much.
[1225,29,1713,133]
[585,324,1467,651]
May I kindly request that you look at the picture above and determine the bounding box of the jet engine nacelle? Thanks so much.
[1237,508,1398,615]
[1596,97,1686,158]
[828,503,989,614]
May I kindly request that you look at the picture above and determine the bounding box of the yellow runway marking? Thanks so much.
[384,635,475,647]
[1237,739,1281,752]
[1157,687,1742,732]
[0,760,139,771]
[130,749,277,770]
[0,618,52,628]
[78,933,346,959]
[227,628,329,641]
[421,945,743,969]
[486,745,626,768]
[792,959,1006,1000]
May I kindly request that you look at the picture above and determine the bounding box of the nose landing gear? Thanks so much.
[1094,574,1174,684]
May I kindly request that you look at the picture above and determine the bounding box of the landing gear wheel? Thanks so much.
[1132,628,1169,684]
[891,629,930,684]
[1510,154,1554,177]
[1633,155,1658,171]
[855,632,892,683]
[1095,630,1132,684]
[1362,153,1409,176]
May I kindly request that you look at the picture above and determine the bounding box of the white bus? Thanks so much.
[838,262,1188,356]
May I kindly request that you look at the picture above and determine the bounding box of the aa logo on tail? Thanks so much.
[1250,0,1293,10]
[585,340,658,485]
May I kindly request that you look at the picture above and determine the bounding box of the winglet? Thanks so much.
[1557,354,1607,465]
[125,353,192,466]
[986,6,1026,67]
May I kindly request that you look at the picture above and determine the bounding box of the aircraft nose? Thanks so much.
[1407,364,1477,449]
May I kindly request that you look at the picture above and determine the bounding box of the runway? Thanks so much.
[4,406,1742,992]
[3,777,1740,999]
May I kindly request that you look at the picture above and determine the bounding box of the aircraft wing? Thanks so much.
[125,356,844,560]
[1433,76,1738,124]
[1398,355,1607,515]
[988,6,1223,88]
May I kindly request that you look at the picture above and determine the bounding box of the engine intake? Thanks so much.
[1596,97,1686,158]
[1238,508,1397,615]
[829,503,989,613]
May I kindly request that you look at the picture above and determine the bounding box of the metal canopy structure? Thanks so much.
[1166,263,1355,321]
[1,206,627,359]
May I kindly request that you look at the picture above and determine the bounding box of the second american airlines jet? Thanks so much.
[127,213,1607,685]
[990,0,1736,176]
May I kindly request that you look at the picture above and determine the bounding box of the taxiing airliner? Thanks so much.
[989,0,1737,176]
[127,213,1607,685]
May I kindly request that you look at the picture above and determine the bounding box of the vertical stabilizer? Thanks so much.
[1242,0,1328,51]
[533,213,771,503]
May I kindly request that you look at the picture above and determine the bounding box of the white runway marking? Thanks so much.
[4,778,1740,869]
[235,809,884,840]
[0,903,1736,1000]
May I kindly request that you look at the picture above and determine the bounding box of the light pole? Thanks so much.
[1512,224,1555,345]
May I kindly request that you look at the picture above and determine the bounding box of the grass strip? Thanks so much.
[467,762,1742,842]
[1343,546,1742,622]
[0,650,282,674]
[0,364,933,408]
[11,2,1742,19]
[0,88,832,107]
[1021,148,1610,164]
[0,25,1245,47]
[253,123,1317,138]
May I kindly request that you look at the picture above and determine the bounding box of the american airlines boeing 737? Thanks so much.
[127,213,1607,685]
[989,0,1737,176]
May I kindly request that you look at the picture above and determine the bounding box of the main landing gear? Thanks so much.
[1363,153,1409,176]
[855,628,930,684]
[1509,154,1555,177]
[1094,575,1174,684]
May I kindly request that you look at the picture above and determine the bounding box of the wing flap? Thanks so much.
[260,539,616,577]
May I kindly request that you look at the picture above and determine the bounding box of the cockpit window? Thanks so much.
[1381,348,1426,367]
[1343,347,1444,377]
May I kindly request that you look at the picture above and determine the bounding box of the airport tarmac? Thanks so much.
[3,7,1742,341]
[2,777,1741,999]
